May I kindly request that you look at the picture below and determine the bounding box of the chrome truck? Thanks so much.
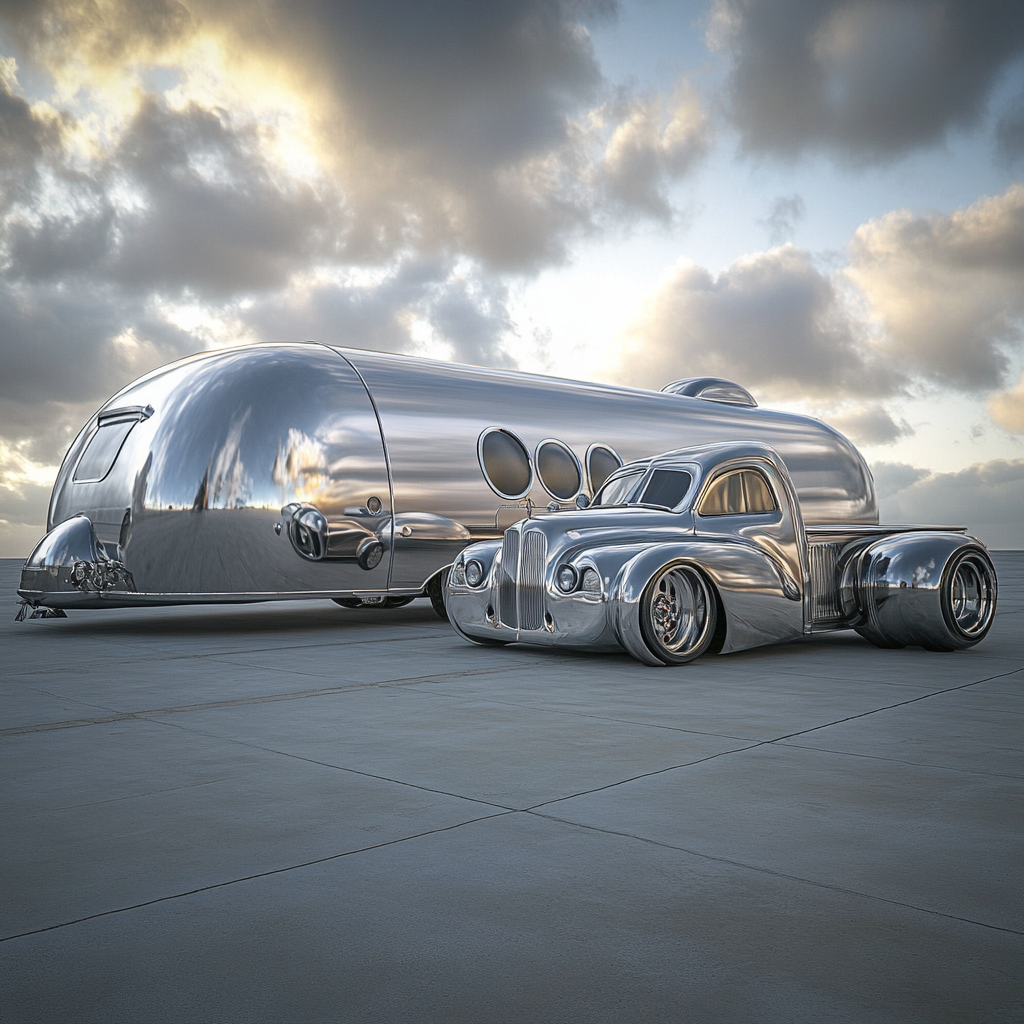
[18,343,877,619]
[444,441,997,664]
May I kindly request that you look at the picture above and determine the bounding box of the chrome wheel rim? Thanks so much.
[647,566,710,654]
[949,554,995,638]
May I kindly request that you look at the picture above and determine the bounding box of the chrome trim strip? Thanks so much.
[518,528,547,630]
[498,528,520,628]
[808,540,842,623]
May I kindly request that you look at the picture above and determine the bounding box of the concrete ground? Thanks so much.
[1,555,1022,1024]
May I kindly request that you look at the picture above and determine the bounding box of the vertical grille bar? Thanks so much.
[518,529,547,630]
[498,528,520,629]
[809,541,841,622]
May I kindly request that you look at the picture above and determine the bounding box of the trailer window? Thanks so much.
[73,419,138,483]
[698,469,777,516]
[638,469,692,510]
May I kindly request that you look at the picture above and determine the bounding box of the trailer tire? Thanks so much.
[426,571,449,622]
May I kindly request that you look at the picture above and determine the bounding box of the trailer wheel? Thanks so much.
[426,571,449,622]
[332,596,415,609]
[639,563,718,665]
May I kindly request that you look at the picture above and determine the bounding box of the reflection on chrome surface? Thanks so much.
[20,344,879,613]
[446,441,997,664]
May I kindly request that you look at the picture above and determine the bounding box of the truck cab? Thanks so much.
[444,441,997,665]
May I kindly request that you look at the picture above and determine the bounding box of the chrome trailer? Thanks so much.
[18,343,877,615]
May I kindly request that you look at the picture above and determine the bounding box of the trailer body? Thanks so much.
[19,343,876,612]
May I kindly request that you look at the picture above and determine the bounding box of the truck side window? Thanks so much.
[698,469,776,516]
[742,470,777,513]
[639,469,692,510]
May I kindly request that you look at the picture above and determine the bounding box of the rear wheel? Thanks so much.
[928,548,997,651]
[639,564,717,665]
[855,627,905,650]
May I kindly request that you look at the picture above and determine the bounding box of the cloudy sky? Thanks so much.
[2,0,1024,554]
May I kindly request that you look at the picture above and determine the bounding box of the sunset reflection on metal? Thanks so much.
[18,342,878,613]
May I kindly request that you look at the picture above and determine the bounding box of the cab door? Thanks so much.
[694,460,805,618]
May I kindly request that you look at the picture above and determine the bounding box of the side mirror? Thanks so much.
[575,493,590,509]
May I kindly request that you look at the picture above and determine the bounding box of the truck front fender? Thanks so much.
[610,540,806,662]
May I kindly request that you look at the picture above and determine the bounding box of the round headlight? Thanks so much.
[556,564,578,593]
[465,559,485,587]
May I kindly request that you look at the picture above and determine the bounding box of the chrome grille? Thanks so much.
[518,529,547,630]
[808,541,841,622]
[498,528,519,629]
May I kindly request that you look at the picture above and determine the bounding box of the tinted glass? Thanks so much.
[639,469,692,509]
[698,471,745,516]
[699,469,777,516]
[594,469,643,506]
[587,446,622,492]
[743,471,776,513]
[537,441,581,500]
[480,429,531,498]
[73,420,137,482]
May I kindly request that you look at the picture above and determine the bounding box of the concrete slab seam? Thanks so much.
[776,740,1024,781]
[524,810,1024,938]
[0,665,528,737]
[0,810,514,945]
[148,713,521,812]
[524,665,1024,812]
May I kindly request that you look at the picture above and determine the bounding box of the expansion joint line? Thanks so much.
[0,811,513,944]
[523,810,1024,938]
[525,664,1024,811]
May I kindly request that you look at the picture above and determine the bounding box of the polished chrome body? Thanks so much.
[21,344,876,610]
[445,442,997,664]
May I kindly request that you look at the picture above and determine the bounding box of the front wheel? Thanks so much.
[639,564,718,666]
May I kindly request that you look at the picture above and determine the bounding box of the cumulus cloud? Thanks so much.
[709,0,1024,161]
[0,0,627,273]
[242,257,520,367]
[869,460,928,500]
[761,194,805,246]
[0,0,723,553]
[846,184,1024,390]
[595,83,712,220]
[827,404,913,446]
[989,371,1024,433]
[873,457,1024,547]
[616,244,897,399]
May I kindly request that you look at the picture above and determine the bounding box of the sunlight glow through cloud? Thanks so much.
[1,0,1024,551]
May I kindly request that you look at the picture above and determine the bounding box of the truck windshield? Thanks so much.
[593,469,644,506]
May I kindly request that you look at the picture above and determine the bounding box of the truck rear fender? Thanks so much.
[840,532,997,650]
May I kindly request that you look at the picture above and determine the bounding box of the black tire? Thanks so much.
[333,596,416,610]
[426,572,449,622]
[639,563,718,666]
[928,548,997,651]
[855,626,906,650]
